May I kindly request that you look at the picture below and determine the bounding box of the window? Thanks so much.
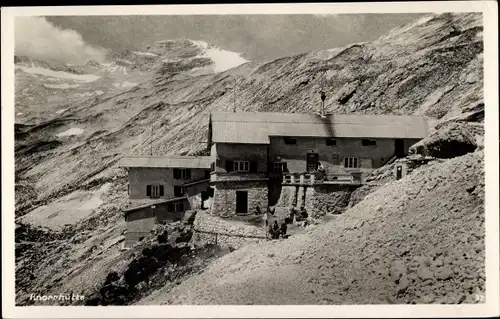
[326,138,337,146]
[234,160,250,172]
[173,168,191,180]
[174,186,185,197]
[344,157,360,168]
[284,137,297,145]
[173,168,181,179]
[210,162,215,171]
[147,184,164,198]
[362,139,377,146]
[273,162,287,172]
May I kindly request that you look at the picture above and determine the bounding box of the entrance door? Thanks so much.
[306,152,319,172]
[395,139,405,157]
[236,191,248,215]
[396,165,403,180]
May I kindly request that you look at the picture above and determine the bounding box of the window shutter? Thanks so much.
[282,162,288,172]
[185,169,191,180]
[173,169,180,179]
[226,160,234,172]
[249,161,258,173]
[159,185,164,196]
[146,185,151,196]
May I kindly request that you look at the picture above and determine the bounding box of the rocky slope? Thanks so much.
[146,151,484,305]
[15,39,249,125]
[14,12,484,305]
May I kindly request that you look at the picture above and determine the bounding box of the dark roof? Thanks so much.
[210,111,429,144]
[123,197,187,215]
[117,155,213,169]
[183,178,210,187]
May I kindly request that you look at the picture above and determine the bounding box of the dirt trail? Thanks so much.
[144,151,484,305]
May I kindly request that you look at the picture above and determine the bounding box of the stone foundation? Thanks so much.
[211,181,268,218]
[309,184,355,217]
[192,212,266,250]
[274,184,359,218]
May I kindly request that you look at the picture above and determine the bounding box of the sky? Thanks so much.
[15,14,425,65]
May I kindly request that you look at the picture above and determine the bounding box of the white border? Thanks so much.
[2,2,499,318]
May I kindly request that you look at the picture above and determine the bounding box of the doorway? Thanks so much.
[236,191,248,215]
[396,165,403,180]
[306,152,319,172]
[395,139,405,157]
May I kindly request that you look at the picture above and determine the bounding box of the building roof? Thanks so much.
[117,155,213,169]
[123,196,187,214]
[210,111,429,144]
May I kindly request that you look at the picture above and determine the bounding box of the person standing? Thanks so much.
[272,220,280,239]
[280,222,288,239]
[263,211,269,239]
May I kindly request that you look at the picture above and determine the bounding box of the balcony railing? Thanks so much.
[281,171,364,185]
[282,172,324,185]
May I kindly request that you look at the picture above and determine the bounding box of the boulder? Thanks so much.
[409,122,478,158]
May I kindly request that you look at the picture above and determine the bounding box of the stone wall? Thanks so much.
[274,184,358,218]
[276,186,297,208]
[309,184,355,217]
[192,212,266,250]
[211,181,268,218]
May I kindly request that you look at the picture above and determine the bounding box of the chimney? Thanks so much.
[320,91,326,118]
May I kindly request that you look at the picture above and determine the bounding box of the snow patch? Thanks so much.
[19,183,111,229]
[162,58,181,63]
[16,66,100,83]
[117,59,133,65]
[17,112,23,115]
[133,51,159,57]
[75,90,104,98]
[56,109,67,114]
[202,47,249,73]
[44,83,81,89]
[57,127,84,137]
[113,81,138,89]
